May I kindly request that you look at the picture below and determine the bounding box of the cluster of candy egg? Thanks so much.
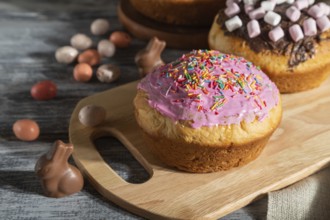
[224,0,330,42]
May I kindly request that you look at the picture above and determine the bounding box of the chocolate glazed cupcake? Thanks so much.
[209,0,330,93]
[134,50,282,173]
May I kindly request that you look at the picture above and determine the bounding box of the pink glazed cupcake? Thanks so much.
[134,50,282,173]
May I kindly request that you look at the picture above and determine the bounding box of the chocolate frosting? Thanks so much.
[217,2,330,68]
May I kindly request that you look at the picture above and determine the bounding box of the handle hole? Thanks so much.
[94,136,150,184]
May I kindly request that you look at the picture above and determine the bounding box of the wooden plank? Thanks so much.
[69,77,330,219]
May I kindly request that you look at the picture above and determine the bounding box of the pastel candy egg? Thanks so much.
[77,49,100,66]
[13,119,40,141]
[91,19,110,35]
[109,31,132,48]
[31,80,57,101]
[78,105,106,127]
[70,33,92,50]
[55,46,78,64]
[97,40,116,58]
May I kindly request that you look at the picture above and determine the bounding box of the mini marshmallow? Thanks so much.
[276,0,287,4]
[303,18,317,36]
[294,0,309,10]
[269,26,285,42]
[289,24,304,42]
[247,20,261,38]
[249,7,266,20]
[286,0,295,4]
[264,11,282,26]
[225,15,243,32]
[243,0,256,5]
[261,1,276,11]
[317,16,330,32]
[245,4,254,14]
[225,3,241,17]
[308,5,324,19]
[226,0,241,7]
[286,6,301,22]
[317,3,330,16]
[308,0,315,5]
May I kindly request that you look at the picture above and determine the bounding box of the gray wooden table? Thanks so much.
[0,0,268,219]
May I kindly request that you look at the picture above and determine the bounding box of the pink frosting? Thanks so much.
[138,50,280,128]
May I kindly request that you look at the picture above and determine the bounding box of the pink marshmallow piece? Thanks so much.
[245,4,254,14]
[308,5,324,19]
[247,19,261,38]
[317,16,330,32]
[294,0,309,10]
[268,26,285,42]
[225,3,241,17]
[289,24,304,42]
[249,7,266,20]
[317,2,330,16]
[226,0,241,7]
[303,18,317,36]
[286,6,301,22]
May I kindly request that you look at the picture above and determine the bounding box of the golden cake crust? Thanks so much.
[130,0,225,26]
[134,89,282,173]
[208,15,330,93]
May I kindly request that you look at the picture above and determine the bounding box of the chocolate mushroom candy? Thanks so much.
[91,19,110,35]
[55,46,78,64]
[135,37,166,77]
[96,64,120,83]
[97,40,116,58]
[70,33,93,50]
[78,105,106,127]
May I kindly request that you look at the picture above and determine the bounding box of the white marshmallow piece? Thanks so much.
[249,7,266,20]
[286,6,301,22]
[308,0,315,5]
[226,0,241,7]
[317,16,330,32]
[269,26,285,42]
[303,18,317,36]
[264,11,282,26]
[244,0,256,5]
[294,0,309,10]
[247,20,261,38]
[261,1,276,11]
[225,15,243,32]
[317,3,330,16]
[289,24,304,42]
[276,0,287,5]
[287,0,295,4]
[225,3,241,17]
[245,4,254,14]
[308,5,324,19]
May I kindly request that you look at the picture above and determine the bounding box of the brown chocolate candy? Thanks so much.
[35,140,84,198]
[135,37,166,78]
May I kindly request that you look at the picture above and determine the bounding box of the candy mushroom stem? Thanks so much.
[135,37,166,78]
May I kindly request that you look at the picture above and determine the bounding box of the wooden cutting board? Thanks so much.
[69,78,330,220]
